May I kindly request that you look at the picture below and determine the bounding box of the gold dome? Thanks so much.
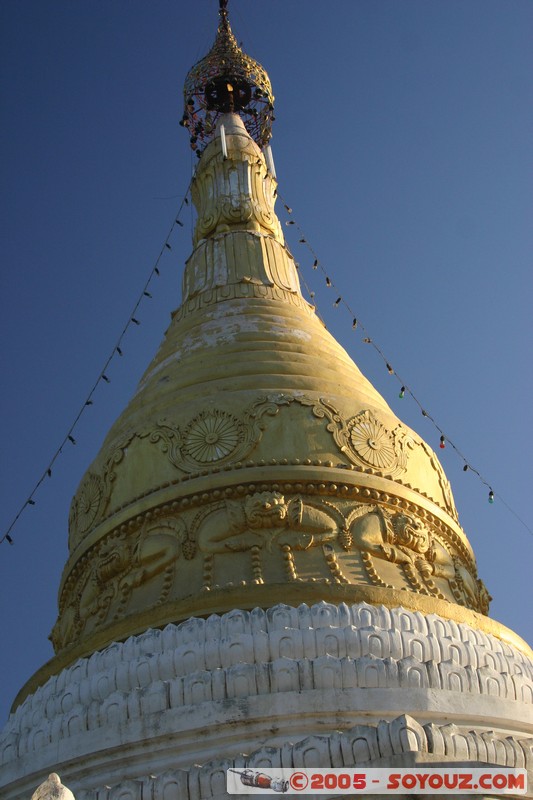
[41,113,501,682]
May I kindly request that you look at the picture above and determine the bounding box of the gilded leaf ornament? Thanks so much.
[292,400,410,478]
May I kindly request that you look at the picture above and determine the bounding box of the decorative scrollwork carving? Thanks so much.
[69,392,459,556]
[68,428,137,545]
[283,400,412,478]
[68,397,290,547]
[140,395,290,473]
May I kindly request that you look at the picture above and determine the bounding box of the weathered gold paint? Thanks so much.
[38,114,518,706]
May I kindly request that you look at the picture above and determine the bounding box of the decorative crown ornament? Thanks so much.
[181,0,274,156]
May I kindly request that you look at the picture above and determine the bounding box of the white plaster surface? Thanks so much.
[2,603,532,799]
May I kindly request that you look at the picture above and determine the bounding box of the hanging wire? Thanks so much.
[1,187,192,547]
[277,192,533,539]
[4,187,531,543]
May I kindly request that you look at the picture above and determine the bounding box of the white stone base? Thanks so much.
[1,603,532,799]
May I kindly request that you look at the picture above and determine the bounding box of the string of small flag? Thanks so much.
[2,188,531,543]
[280,194,532,538]
[0,190,192,547]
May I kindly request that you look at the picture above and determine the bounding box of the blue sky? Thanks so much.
[1,0,532,723]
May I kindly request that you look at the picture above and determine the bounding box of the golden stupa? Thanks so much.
[29,3,528,688]
[2,7,531,799]
[22,2,525,697]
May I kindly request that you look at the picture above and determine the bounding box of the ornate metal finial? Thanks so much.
[181,2,274,157]
[219,0,229,26]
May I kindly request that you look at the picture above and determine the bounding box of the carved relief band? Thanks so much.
[69,394,457,549]
[57,482,489,652]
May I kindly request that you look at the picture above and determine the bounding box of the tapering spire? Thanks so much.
[218,0,229,29]
[181,1,274,157]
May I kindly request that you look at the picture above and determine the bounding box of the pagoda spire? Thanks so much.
[1,7,532,800]
[218,0,229,28]
[181,1,274,157]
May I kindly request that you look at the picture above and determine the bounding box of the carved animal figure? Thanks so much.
[52,522,183,649]
[198,491,337,553]
[421,537,484,608]
[350,507,433,571]
[349,505,485,611]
